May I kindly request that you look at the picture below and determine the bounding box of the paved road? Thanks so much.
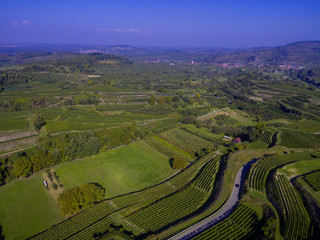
[169,164,245,240]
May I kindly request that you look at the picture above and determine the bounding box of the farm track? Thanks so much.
[0,130,38,142]
[196,107,230,120]
[47,100,65,108]
[0,145,35,158]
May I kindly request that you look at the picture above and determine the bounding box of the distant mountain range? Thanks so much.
[0,41,319,66]
[202,41,320,66]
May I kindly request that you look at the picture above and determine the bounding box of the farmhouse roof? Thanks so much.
[233,137,241,143]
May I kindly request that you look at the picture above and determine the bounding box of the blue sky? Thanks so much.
[1,0,320,47]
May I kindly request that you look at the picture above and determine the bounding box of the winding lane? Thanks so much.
[169,159,257,240]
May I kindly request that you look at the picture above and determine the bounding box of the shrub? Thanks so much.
[170,155,188,170]
[52,183,58,190]
[47,172,53,182]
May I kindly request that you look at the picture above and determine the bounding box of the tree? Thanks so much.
[32,114,46,131]
[170,155,188,169]
[195,92,201,99]
[158,87,168,93]
[172,96,180,102]
[57,183,105,215]
[182,115,197,124]
[165,96,172,103]
[248,127,260,142]
[157,97,166,104]
[0,165,8,185]
[0,225,5,240]
[148,94,156,105]
[256,121,266,132]
[13,156,33,177]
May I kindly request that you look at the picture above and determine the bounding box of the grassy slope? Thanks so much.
[0,173,63,240]
[279,159,320,177]
[56,141,174,198]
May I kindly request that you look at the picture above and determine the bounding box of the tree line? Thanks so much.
[24,53,132,74]
[0,125,141,181]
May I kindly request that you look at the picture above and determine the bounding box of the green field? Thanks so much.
[279,159,320,177]
[0,111,31,131]
[56,141,174,198]
[0,173,63,240]
[289,119,320,133]
[40,106,162,133]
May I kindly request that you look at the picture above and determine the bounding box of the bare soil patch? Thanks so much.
[0,131,37,143]
[0,136,38,154]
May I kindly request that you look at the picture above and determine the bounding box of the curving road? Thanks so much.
[169,163,247,240]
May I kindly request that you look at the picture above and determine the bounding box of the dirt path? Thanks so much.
[47,100,64,108]
[0,145,35,158]
[197,107,230,121]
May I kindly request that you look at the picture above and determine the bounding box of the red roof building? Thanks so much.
[233,137,241,143]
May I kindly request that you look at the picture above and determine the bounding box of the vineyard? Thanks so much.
[275,174,311,240]
[180,126,223,145]
[29,152,220,239]
[303,171,320,191]
[248,152,314,192]
[259,129,274,145]
[30,201,116,240]
[124,157,220,232]
[161,128,214,153]
[143,135,192,160]
[279,130,320,149]
[194,158,220,193]
[126,186,207,232]
[193,204,258,240]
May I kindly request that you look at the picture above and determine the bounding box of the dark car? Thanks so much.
[235,184,239,188]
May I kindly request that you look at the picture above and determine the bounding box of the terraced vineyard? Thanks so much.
[259,129,274,144]
[161,128,214,153]
[275,174,311,240]
[303,171,320,191]
[144,135,192,160]
[123,157,220,232]
[248,152,314,192]
[279,130,320,149]
[29,152,220,239]
[126,186,207,232]
[193,204,258,240]
[30,201,116,240]
[194,158,220,193]
[180,126,223,145]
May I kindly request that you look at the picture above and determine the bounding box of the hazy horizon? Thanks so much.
[1,0,320,48]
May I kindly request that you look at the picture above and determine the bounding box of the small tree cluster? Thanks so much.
[57,183,105,215]
[170,155,188,170]
[31,114,46,131]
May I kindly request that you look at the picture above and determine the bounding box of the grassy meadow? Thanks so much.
[55,141,174,198]
[0,173,63,240]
